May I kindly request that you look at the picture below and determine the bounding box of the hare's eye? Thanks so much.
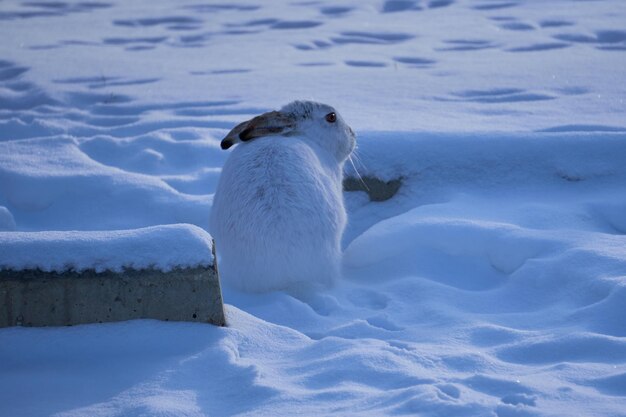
[325,112,337,123]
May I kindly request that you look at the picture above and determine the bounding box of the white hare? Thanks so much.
[210,101,356,292]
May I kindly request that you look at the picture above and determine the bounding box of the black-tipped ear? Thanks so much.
[220,111,295,150]
[221,139,233,150]
[219,120,250,151]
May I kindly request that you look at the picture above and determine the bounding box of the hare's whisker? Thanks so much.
[348,154,369,192]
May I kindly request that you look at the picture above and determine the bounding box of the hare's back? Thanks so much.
[222,136,342,234]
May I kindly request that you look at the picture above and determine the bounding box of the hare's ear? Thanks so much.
[220,111,296,150]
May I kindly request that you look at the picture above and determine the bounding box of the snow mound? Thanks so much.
[0,224,213,273]
[0,136,217,231]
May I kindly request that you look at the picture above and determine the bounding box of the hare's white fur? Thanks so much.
[210,101,356,292]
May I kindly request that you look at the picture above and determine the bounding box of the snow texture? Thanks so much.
[1,0,626,416]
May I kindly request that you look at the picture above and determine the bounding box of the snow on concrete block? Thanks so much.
[0,225,226,327]
[0,224,215,273]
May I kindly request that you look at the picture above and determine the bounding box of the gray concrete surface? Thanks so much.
[0,265,226,327]
[344,176,402,201]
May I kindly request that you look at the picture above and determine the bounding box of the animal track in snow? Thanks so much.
[539,19,574,28]
[394,56,437,67]
[506,42,570,52]
[0,61,29,81]
[472,2,519,11]
[538,124,626,133]
[553,30,626,50]
[271,20,322,30]
[440,87,555,103]
[382,0,422,13]
[65,76,160,89]
[429,0,455,9]
[437,39,498,51]
[0,60,57,119]
[190,69,252,75]
[331,31,415,45]
[319,6,353,16]
[103,36,168,48]
[113,16,203,29]
[0,1,111,20]
[345,60,388,68]
[228,18,323,30]
[182,4,260,13]
[295,31,415,51]
[500,21,535,31]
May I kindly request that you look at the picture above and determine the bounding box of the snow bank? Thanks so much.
[344,131,626,244]
[0,224,213,273]
[0,136,217,231]
[348,131,626,185]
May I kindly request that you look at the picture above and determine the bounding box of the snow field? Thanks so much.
[0,0,625,416]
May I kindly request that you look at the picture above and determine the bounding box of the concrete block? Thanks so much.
[0,264,226,327]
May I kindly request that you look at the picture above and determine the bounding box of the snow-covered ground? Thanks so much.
[1,0,626,416]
